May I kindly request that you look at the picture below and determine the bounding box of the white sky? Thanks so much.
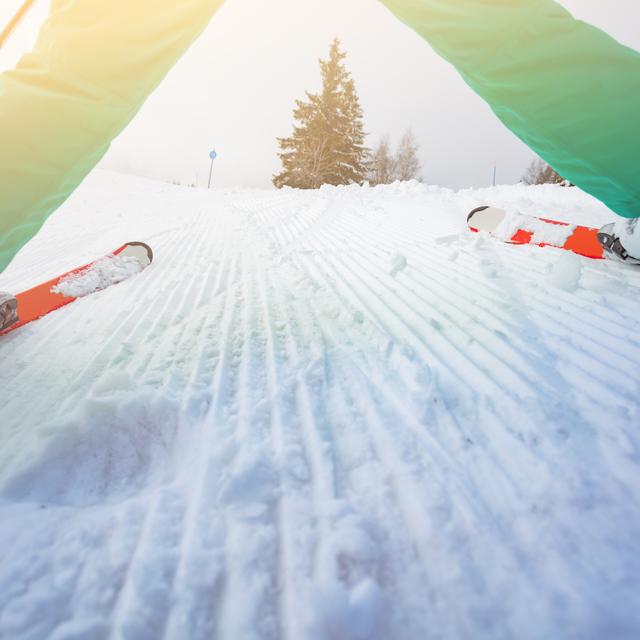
[1,0,639,189]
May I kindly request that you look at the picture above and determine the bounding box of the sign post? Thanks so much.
[208,150,217,189]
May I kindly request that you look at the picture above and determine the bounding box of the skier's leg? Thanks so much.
[0,0,225,273]
[378,0,640,219]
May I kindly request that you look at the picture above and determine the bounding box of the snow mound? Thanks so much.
[52,254,144,298]
[218,448,279,514]
[0,374,180,506]
[389,252,407,277]
[546,251,583,291]
[308,500,385,639]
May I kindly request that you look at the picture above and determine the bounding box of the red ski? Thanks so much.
[467,206,604,260]
[0,242,153,335]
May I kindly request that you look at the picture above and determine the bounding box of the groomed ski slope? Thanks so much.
[1,170,640,640]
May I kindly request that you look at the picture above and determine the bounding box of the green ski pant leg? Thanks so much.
[378,0,640,219]
[0,0,225,273]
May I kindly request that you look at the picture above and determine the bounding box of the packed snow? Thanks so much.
[1,170,640,640]
[494,211,578,245]
[546,252,583,292]
[52,254,146,298]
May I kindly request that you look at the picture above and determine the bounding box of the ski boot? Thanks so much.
[0,292,18,332]
[597,218,640,265]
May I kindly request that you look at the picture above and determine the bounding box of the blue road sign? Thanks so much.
[209,150,217,160]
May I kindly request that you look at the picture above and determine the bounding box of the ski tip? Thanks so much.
[120,242,154,266]
[467,206,490,225]
[467,206,507,233]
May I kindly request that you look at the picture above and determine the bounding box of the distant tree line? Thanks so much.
[369,131,421,185]
[522,157,573,187]
[274,39,422,190]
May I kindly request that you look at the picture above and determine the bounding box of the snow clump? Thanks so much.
[546,251,583,291]
[389,252,408,277]
[52,254,144,298]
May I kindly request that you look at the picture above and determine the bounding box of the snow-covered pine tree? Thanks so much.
[273,38,370,189]
[395,129,421,181]
[369,136,397,185]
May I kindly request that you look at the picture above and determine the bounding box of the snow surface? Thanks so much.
[1,171,640,640]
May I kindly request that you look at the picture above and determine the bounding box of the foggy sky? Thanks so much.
[1,0,638,189]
